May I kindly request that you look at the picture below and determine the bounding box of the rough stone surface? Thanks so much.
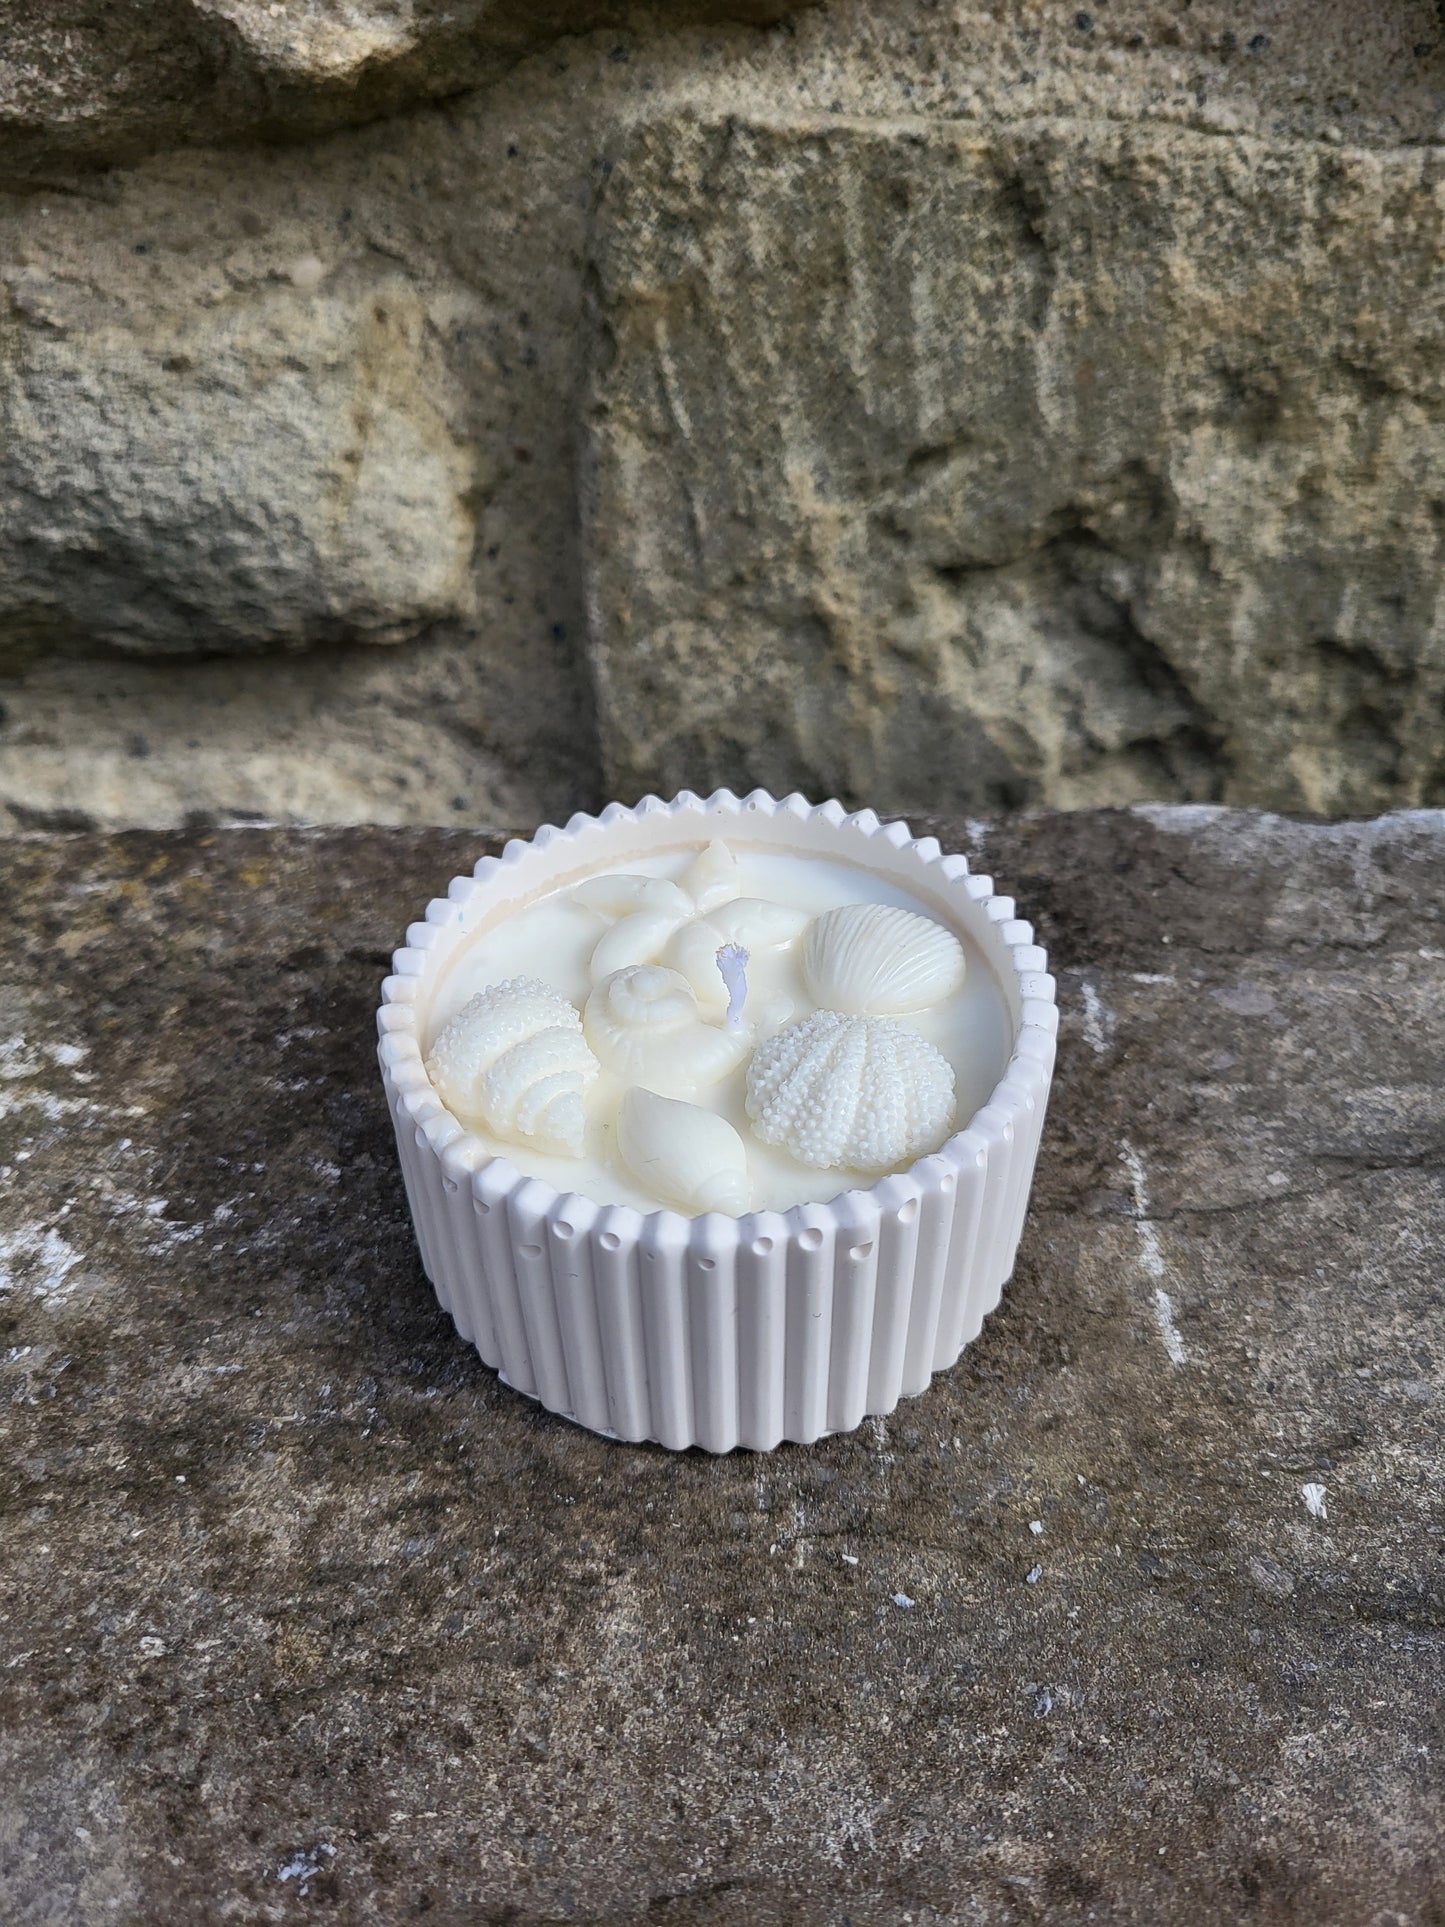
[3,0,1445,829]
[0,0,803,171]
[2,807,1442,1922]
[1,269,475,656]
[585,112,1445,819]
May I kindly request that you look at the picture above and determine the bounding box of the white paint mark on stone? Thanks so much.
[0,1091,91,1123]
[278,1844,336,1887]
[892,1592,915,1610]
[0,1038,40,1079]
[1151,1290,1186,1366]
[0,1037,91,1079]
[841,1553,858,1566]
[1080,980,1113,1055]
[0,1225,84,1301]
[1301,1482,1328,1519]
[1130,972,1175,985]
[1120,1138,1186,1365]
[1029,1519,1044,1536]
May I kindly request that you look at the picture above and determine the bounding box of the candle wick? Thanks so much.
[716,943,750,1033]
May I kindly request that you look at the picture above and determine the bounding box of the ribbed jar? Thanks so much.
[377,790,1058,1452]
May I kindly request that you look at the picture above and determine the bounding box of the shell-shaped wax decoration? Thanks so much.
[572,874,692,921]
[663,900,812,1012]
[616,1087,749,1215]
[425,977,598,1157]
[589,908,688,985]
[680,840,741,915]
[584,965,749,1097]
[802,903,966,1016]
[745,1009,956,1174]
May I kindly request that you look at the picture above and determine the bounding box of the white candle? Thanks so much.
[422,842,1012,1215]
[379,791,1059,1452]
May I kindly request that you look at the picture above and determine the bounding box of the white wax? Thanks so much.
[425,849,1012,1213]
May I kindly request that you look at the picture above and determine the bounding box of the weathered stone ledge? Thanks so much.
[2,807,1441,1921]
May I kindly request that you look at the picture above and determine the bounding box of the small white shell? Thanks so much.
[663,920,736,1013]
[425,977,597,1157]
[680,840,741,914]
[584,965,749,1096]
[745,1009,956,1174]
[572,874,691,920]
[802,902,965,1015]
[616,1087,749,1214]
[588,908,686,984]
[707,898,811,950]
[662,902,811,1012]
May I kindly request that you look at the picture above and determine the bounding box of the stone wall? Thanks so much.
[1,0,1442,829]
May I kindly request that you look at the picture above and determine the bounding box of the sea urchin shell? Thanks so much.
[745,1009,956,1174]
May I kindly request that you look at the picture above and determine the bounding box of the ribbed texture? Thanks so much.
[378,790,1059,1453]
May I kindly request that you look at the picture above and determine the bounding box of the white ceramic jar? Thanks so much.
[377,790,1058,1452]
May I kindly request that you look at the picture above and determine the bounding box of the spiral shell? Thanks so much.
[745,1009,956,1174]
[425,978,598,1157]
[616,1088,749,1215]
[802,903,965,1016]
[584,965,749,1097]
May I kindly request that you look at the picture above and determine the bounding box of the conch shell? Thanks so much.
[745,1009,956,1174]
[585,965,749,1096]
[802,902,965,1015]
[425,977,598,1157]
[616,1087,749,1215]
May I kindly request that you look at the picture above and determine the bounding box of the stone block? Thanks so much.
[584,113,1445,814]
[0,272,475,656]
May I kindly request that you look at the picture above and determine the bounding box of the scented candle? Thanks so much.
[378,791,1057,1452]
[423,846,1013,1214]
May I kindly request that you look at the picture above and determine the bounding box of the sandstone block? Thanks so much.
[0,272,474,656]
[583,114,1445,815]
[0,0,805,171]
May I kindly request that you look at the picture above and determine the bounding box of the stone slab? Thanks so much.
[1,808,1442,1922]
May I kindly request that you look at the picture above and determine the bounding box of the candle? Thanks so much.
[378,791,1058,1451]
[420,840,1012,1216]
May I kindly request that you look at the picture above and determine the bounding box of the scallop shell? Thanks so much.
[616,1087,749,1215]
[802,903,965,1016]
[584,964,749,1097]
[745,1009,956,1174]
[425,977,597,1157]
